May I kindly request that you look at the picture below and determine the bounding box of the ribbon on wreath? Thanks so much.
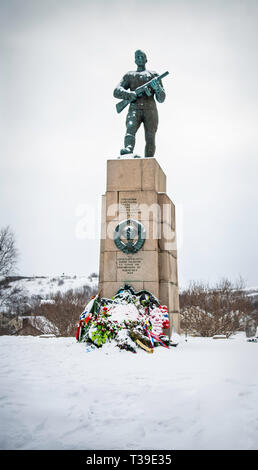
[76,315,91,341]
[144,323,169,349]
[76,320,83,341]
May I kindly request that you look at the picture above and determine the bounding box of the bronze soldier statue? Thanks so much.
[113,50,167,158]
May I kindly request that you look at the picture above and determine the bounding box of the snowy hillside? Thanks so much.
[0,333,257,450]
[0,274,98,301]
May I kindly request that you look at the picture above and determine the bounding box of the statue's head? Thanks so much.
[135,50,147,67]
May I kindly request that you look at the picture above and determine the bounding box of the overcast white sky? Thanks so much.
[1,0,258,288]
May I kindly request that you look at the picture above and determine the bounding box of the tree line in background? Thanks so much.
[180,279,255,337]
[33,286,98,337]
[0,225,256,337]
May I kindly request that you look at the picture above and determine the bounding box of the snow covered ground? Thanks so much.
[0,333,257,450]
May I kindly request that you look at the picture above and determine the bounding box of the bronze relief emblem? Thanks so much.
[114,219,146,254]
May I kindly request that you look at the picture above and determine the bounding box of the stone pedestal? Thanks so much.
[98,158,180,334]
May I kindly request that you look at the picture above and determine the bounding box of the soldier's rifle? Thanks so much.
[115,71,169,114]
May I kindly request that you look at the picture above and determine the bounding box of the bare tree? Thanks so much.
[0,226,18,276]
[0,227,24,318]
[34,285,98,336]
[0,283,28,312]
[180,278,253,337]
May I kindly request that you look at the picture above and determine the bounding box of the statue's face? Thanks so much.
[135,51,147,67]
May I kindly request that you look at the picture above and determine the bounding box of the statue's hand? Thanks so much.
[151,78,165,102]
[129,91,137,102]
[151,78,160,91]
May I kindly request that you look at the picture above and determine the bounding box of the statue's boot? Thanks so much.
[120,147,133,155]
[120,134,135,155]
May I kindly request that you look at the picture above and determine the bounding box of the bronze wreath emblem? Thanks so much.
[114,219,146,254]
